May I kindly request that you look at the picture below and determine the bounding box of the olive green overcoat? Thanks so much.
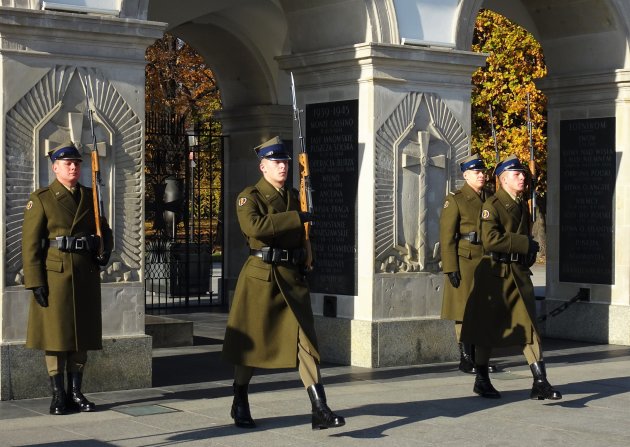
[22,180,108,352]
[222,177,320,369]
[439,183,486,321]
[461,188,537,347]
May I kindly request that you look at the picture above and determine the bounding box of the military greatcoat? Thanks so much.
[461,187,537,347]
[439,183,486,321]
[222,177,319,369]
[22,179,107,352]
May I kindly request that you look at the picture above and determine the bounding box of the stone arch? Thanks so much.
[455,0,629,74]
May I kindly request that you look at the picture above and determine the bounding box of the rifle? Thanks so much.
[290,72,314,270]
[488,104,500,190]
[526,92,537,224]
[83,76,106,263]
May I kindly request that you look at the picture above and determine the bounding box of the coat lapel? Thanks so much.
[496,189,522,229]
[72,184,92,229]
[50,180,78,218]
[256,178,287,212]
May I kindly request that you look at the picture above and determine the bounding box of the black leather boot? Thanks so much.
[49,374,67,415]
[231,383,256,428]
[458,343,476,374]
[529,361,562,400]
[307,383,345,430]
[66,372,95,412]
[473,365,501,398]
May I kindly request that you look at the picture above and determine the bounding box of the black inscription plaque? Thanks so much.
[306,99,358,295]
[559,117,615,284]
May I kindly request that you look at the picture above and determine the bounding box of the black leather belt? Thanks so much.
[48,236,96,252]
[250,247,305,265]
[455,231,480,244]
[490,251,527,265]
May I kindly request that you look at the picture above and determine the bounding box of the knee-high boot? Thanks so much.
[66,372,95,412]
[49,374,67,415]
[307,384,345,430]
[529,361,562,400]
[231,383,256,428]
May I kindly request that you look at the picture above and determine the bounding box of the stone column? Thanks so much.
[540,71,630,345]
[0,7,164,399]
[279,43,485,367]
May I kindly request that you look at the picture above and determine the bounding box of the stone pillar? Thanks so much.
[0,7,165,399]
[279,44,485,367]
[216,105,292,301]
[540,71,630,345]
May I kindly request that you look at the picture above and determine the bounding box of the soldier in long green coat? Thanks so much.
[461,155,561,401]
[222,136,345,430]
[22,142,112,415]
[439,154,495,374]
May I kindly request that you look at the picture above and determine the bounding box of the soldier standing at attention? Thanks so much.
[439,154,495,374]
[22,142,112,415]
[222,136,345,430]
[461,154,561,401]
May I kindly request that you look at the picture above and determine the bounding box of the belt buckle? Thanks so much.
[510,252,519,262]
[280,250,289,262]
[75,238,85,250]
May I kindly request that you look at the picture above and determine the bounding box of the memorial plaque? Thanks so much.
[306,99,358,295]
[559,117,615,284]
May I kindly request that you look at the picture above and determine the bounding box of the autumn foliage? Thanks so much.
[145,32,221,130]
[471,10,547,199]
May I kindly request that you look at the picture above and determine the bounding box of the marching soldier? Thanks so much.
[439,154,495,374]
[461,155,561,400]
[222,136,345,430]
[22,142,112,415]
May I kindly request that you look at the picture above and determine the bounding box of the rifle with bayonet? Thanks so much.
[83,76,111,266]
[488,104,500,190]
[290,72,314,270]
[526,92,537,224]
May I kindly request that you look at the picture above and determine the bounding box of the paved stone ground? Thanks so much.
[2,266,629,447]
[1,311,629,447]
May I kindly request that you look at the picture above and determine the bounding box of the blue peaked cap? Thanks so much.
[460,154,486,172]
[495,155,527,176]
[48,142,83,162]
[254,136,292,160]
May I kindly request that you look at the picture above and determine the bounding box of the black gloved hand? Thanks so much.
[527,238,540,267]
[32,285,49,308]
[298,212,315,223]
[95,250,111,267]
[528,237,540,255]
[447,271,461,288]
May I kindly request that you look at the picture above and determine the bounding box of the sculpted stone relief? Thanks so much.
[375,92,468,273]
[5,66,143,285]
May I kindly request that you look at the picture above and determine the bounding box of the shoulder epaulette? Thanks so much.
[33,186,50,197]
[240,186,258,196]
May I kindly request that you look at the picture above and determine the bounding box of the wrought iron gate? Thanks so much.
[144,112,225,312]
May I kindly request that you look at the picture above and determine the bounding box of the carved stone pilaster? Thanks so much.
[375,92,468,273]
[5,65,143,285]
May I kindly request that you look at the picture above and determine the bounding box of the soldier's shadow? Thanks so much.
[326,375,629,439]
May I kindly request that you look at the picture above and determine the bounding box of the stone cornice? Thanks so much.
[0,6,164,41]
[539,70,630,106]
[0,7,165,63]
[278,43,486,89]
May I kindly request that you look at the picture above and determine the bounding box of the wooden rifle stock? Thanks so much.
[84,77,105,258]
[291,73,314,270]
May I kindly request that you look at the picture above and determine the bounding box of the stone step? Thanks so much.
[145,315,193,348]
